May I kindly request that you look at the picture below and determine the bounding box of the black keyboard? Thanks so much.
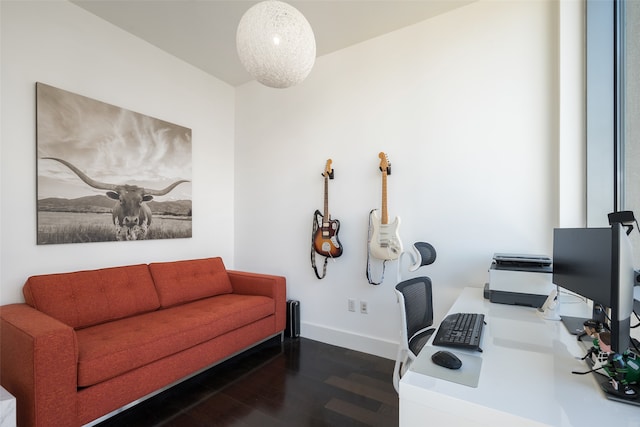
[433,312,485,351]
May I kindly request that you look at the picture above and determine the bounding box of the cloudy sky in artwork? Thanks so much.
[36,83,192,200]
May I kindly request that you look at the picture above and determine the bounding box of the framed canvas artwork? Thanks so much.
[36,82,192,244]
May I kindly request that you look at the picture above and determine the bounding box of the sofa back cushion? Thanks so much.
[23,264,160,329]
[149,257,233,308]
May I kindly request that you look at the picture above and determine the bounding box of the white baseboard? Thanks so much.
[301,321,398,360]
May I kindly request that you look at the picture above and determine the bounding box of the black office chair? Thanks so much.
[393,242,437,393]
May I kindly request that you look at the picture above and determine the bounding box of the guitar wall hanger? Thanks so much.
[379,164,391,175]
[322,169,335,179]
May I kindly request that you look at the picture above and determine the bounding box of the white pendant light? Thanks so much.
[236,0,316,88]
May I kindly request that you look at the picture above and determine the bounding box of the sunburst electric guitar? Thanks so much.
[369,152,403,260]
[313,159,343,258]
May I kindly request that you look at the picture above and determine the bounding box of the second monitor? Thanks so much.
[552,223,635,356]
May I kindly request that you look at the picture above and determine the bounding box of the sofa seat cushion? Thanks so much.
[76,293,275,387]
[23,264,159,329]
[149,257,233,308]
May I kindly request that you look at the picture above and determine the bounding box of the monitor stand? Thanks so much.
[601,383,640,406]
[561,305,607,337]
[560,315,589,336]
[583,352,640,407]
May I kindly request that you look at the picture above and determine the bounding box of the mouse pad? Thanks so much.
[410,347,483,388]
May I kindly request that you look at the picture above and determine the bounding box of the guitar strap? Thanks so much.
[311,209,329,279]
[366,209,388,285]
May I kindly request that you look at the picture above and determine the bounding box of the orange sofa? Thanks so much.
[0,257,286,427]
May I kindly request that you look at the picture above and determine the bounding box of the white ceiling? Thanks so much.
[71,0,474,87]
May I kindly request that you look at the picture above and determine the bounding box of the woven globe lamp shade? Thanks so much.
[236,0,316,88]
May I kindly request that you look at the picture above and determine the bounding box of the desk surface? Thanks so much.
[399,287,640,427]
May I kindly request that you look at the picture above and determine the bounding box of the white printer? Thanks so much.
[484,253,554,307]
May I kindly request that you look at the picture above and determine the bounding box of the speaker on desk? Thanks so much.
[286,300,300,338]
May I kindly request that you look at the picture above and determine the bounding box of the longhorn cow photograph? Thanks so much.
[36,83,192,244]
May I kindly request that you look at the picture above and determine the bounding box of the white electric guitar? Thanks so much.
[369,152,403,260]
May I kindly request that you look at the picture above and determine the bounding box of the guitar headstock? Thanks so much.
[323,159,334,179]
[378,152,391,175]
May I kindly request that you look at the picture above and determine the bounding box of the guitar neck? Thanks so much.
[381,171,388,224]
[323,175,329,219]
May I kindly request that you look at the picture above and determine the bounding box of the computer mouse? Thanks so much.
[431,350,462,369]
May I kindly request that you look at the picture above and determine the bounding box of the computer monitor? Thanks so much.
[552,223,635,354]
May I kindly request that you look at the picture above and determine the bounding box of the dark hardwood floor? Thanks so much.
[94,337,399,427]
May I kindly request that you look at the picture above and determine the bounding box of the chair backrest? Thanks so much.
[395,276,434,341]
[408,242,437,272]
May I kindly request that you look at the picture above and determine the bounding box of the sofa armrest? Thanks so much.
[227,271,286,332]
[0,304,78,427]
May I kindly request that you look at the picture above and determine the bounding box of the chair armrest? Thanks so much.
[227,271,286,332]
[0,303,78,427]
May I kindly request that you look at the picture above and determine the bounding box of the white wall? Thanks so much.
[0,0,585,361]
[0,1,235,304]
[235,0,583,358]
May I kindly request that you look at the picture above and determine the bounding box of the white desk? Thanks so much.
[399,287,640,427]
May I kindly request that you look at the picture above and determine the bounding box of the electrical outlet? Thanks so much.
[348,298,356,312]
[360,300,368,314]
